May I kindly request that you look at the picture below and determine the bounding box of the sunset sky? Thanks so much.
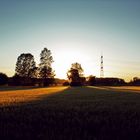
[0,0,140,81]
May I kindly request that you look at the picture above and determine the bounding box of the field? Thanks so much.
[0,86,140,140]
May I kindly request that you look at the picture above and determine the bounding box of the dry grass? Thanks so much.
[110,86,140,91]
[90,86,140,93]
[0,86,68,106]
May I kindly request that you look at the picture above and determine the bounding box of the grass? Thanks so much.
[0,86,67,106]
[0,86,140,140]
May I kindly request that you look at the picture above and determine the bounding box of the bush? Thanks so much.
[43,78,55,86]
[70,82,82,86]
[0,73,8,85]
[63,82,69,86]
[87,76,96,86]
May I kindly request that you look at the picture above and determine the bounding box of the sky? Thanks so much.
[0,0,140,82]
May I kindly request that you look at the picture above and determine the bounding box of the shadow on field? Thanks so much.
[1,86,140,140]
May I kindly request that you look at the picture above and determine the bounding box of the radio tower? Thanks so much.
[100,54,104,78]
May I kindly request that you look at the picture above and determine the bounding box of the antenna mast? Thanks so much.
[100,54,104,78]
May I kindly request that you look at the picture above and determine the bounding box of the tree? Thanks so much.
[67,62,84,86]
[39,48,55,79]
[15,53,36,77]
[87,75,96,86]
[39,48,53,69]
[71,62,84,77]
[0,72,8,85]
[28,67,38,78]
[68,68,80,82]
[39,66,55,79]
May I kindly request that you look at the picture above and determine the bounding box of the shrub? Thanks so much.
[0,73,8,85]
[63,82,69,86]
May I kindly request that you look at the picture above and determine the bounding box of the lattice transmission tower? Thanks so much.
[100,54,104,78]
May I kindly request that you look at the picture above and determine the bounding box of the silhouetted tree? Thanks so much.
[28,67,38,78]
[8,74,22,86]
[0,72,8,85]
[95,77,125,86]
[87,75,96,86]
[63,81,69,86]
[71,62,84,77]
[39,66,54,79]
[15,53,36,77]
[131,77,140,85]
[67,63,85,86]
[39,48,55,79]
[133,77,139,82]
[68,69,80,81]
[38,48,55,86]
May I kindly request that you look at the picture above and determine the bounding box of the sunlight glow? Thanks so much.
[0,0,140,82]
[52,42,100,79]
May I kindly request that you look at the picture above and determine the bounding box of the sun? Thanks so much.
[52,47,100,79]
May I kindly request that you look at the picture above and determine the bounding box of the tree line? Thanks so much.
[15,48,55,79]
[0,47,86,86]
[12,48,55,86]
[12,47,89,86]
[0,47,140,86]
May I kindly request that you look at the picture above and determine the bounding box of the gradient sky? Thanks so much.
[0,0,140,81]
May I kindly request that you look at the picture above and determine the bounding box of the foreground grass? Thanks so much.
[0,86,140,140]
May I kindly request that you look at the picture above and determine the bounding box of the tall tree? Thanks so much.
[28,67,38,78]
[39,48,55,78]
[15,53,36,77]
[39,66,54,79]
